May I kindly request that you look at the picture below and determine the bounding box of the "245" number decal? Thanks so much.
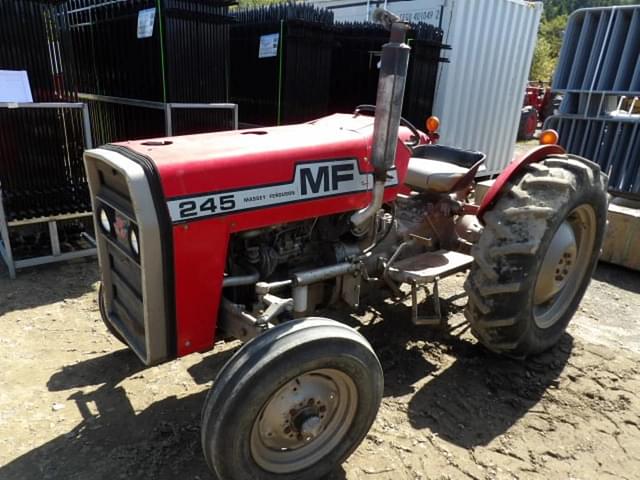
[177,194,236,219]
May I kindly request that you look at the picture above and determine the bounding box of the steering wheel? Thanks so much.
[353,104,421,147]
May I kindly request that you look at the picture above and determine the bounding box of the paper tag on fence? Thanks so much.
[259,33,280,58]
[0,70,33,102]
[137,8,156,39]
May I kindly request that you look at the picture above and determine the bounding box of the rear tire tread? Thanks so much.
[465,154,608,356]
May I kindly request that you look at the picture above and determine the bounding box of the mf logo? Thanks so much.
[299,163,355,196]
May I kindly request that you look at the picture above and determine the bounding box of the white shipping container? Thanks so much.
[317,0,445,25]
[312,0,543,172]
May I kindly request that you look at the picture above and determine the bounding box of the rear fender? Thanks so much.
[477,144,566,224]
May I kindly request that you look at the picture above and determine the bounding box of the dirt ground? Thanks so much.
[0,253,639,480]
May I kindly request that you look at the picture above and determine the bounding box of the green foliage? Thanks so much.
[531,36,555,82]
[530,14,568,82]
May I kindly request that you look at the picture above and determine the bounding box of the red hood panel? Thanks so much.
[114,114,400,199]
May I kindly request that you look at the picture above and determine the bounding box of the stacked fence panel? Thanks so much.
[554,7,640,95]
[546,5,640,196]
[0,107,89,221]
[59,0,231,102]
[164,0,232,103]
[231,4,447,128]
[0,0,88,222]
[230,4,334,127]
[328,23,389,116]
[57,0,234,144]
[0,0,76,101]
[403,23,448,128]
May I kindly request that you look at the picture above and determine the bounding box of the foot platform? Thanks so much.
[386,250,473,325]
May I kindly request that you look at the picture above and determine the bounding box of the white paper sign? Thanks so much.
[0,70,33,103]
[259,33,280,58]
[137,8,156,39]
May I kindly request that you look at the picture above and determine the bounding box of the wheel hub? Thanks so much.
[288,399,328,442]
[533,204,597,329]
[250,368,357,474]
[299,415,322,439]
[534,221,577,306]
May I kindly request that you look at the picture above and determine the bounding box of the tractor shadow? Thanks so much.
[323,287,471,398]
[406,334,573,448]
[0,345,348,480]
[325,287,573,449]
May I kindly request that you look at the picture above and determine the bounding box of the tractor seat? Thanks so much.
[405,158,469,192]
[405,144,487,193]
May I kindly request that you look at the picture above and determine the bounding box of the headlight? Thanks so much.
[129,229,139,256]
[100,209,111,233]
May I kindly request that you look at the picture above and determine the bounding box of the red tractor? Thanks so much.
[84,10,607,480]
[518,82,560,140]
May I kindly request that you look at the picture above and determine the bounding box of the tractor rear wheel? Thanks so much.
[98,283,125,344]
[465,154,608,356]
[201,318,383,480]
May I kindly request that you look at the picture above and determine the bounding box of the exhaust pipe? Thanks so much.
[351,9,411,233]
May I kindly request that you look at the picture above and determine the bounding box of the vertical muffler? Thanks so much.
[351,9,411,233]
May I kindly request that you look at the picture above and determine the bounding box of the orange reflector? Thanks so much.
[540,129,559,145]
[426,116,440,133]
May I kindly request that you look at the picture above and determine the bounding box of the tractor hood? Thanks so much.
[111,113,409,200]
[92,113,413,227]
[83,113,413,359]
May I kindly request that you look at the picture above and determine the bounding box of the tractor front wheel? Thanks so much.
[465,154,608,356]
[201,318,383,480]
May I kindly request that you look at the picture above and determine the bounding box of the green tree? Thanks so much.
[531,36,555,82]
[530,14,568,82]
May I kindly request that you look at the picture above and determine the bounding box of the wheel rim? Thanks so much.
[250,368,358,474]
[533,204,597,329]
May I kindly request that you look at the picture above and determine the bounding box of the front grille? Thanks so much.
[94,163,147,358]
[85,147,171,365]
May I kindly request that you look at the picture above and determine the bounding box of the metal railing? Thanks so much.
[0,101,92,147]
[77,93,239,135]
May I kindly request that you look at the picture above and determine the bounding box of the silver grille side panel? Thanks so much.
[84,148,169,365]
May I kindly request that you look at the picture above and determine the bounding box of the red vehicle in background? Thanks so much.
[518,82,561,140]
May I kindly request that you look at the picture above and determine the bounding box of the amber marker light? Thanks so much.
[540,129,559,145]
[426,116,440,133]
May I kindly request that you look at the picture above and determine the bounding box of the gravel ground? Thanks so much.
[0,256,638,480]
[0,135,637,480]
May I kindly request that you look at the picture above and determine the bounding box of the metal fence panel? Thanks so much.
[0,104,91,221]
[554,6,640,95]
[56,0,233,141]
[231,3,447,128]
[0,0,76,101]
[548,5,640,196]
[546,115,640,194]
